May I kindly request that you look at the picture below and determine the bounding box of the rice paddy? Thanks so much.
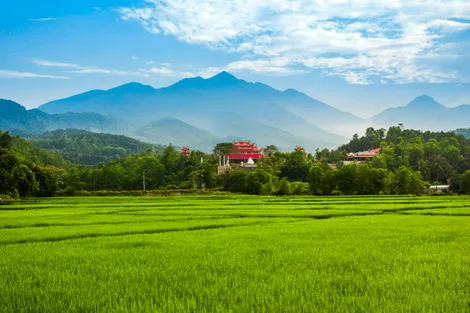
[0,195,469,313]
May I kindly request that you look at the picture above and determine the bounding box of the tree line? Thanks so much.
[1,126,470,198]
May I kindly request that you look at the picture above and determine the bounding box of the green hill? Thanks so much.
[0,130,70,198]
[30,129,162,165]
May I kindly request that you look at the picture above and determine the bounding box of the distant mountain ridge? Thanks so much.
[7,73,467,151]
[0,99,117,136]
[38,72,356,150]
[372,95,470,130]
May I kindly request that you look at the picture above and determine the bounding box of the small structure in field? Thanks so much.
[428,185,450,194]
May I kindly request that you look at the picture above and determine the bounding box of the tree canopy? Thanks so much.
[1,126,469,198]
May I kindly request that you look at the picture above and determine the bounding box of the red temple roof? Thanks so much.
[347,148,382,159]
[228,142,263,160]
[180,146,191,157]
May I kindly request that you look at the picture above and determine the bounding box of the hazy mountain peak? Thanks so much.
[407,95,443,109]
[108,82,155,93]
[206,71,242,85]
[166,71,242,90]
[167,76,205,89]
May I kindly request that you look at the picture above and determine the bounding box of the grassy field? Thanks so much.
[0,195,469,313]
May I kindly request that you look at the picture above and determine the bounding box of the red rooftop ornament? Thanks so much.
[180,146,191,157]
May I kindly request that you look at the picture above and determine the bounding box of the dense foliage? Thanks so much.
[221,127,469,195]
[30,129,161,165]
[1,126,469,198]
[0,131,69,198]
[66,146,217,192]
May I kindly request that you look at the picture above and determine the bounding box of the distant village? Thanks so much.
[178,141,450,193]
[179,141,382,173]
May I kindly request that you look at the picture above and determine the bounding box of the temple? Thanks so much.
[228,142,263,161]
[217,141,263,175]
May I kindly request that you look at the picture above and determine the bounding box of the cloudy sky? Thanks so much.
[1,0,469,117]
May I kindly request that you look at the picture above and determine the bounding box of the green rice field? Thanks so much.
[0,195,469,313]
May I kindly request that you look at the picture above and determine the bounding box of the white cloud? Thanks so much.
[0,70,69,79]
[33,59,147,77]
[144,66,195,78]
[32,59,195,79]
[29,17,56,22]
[32,59,81,68]
[146,67,175,75]
[117,0,470,84]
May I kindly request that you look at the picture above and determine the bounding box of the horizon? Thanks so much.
[1,1,470,117]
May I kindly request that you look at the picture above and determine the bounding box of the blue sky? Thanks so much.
[1,0,469,117]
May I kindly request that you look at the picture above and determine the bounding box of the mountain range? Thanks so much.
[1,72,468,151]
[371,95,470,130]
[39,72,355,150]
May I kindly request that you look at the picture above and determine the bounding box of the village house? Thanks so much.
[329,148,382,170]
[347,148,382,161]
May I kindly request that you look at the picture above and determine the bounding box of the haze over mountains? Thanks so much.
[1,72,468,151]
[39,72,354,150]
[372,95,470,130]
[0,99,116,137]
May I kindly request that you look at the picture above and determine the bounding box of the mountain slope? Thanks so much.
[277,88,366,136]
[372,95,470,130]
[39,72,350,149]
[134,118,221,150]
[30,129,159,165]
[0,99,118,136]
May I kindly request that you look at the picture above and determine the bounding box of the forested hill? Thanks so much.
[455,128,470,139]
[29,129,163,165]
[316,126,470,184]
[334,127,469,155]
[0,131,69,198]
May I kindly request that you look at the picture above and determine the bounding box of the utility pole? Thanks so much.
[142,171,146,192]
